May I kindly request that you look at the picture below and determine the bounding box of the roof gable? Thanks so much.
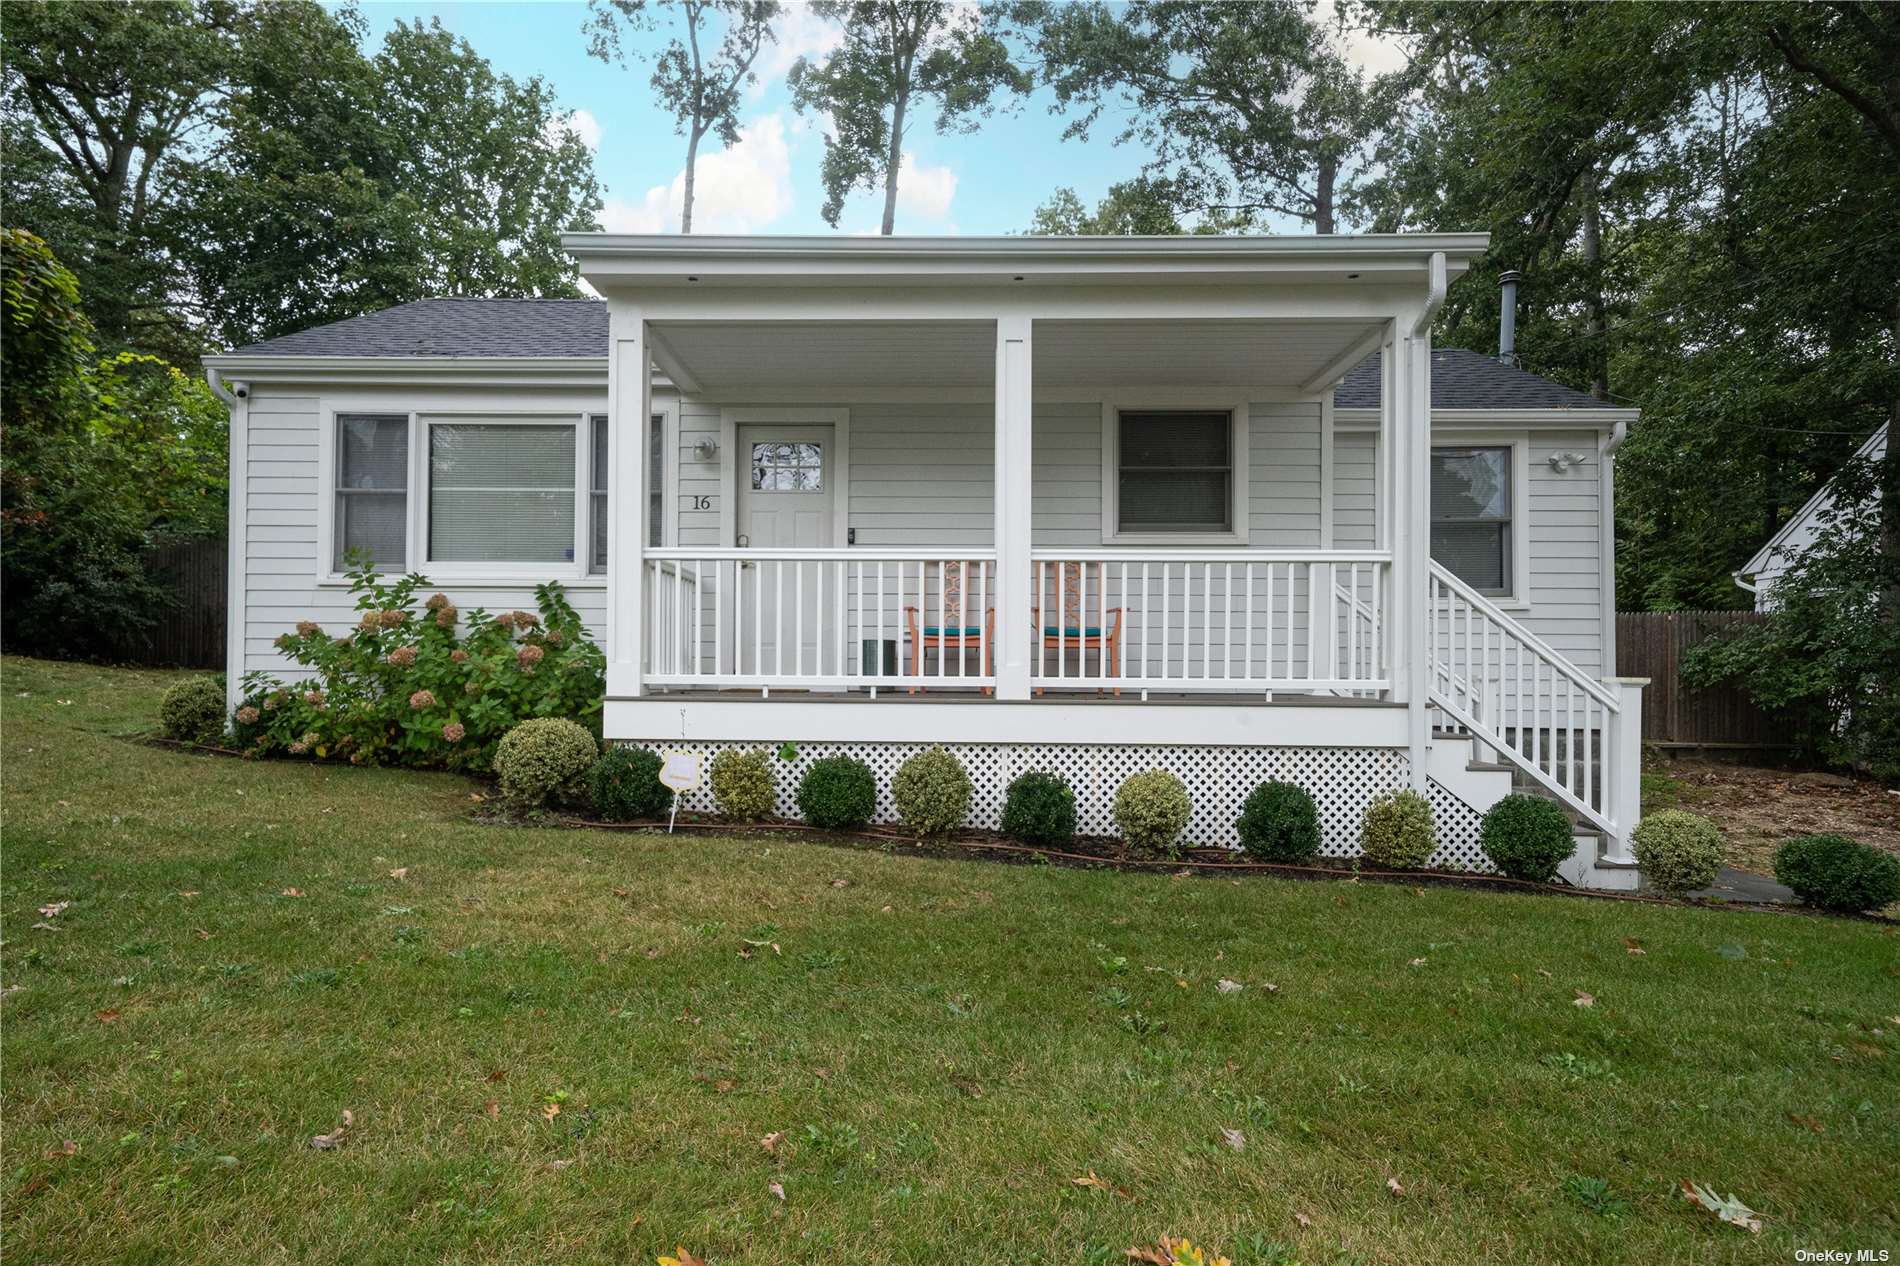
[1336,347,1618,411]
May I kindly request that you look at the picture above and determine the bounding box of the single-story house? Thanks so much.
[203,233,1646,886]
[1734,423,1887,610]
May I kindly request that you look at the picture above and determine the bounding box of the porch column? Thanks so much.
[606,300,650,699]
[993,315,1033,700]
[1394,327,1434,790]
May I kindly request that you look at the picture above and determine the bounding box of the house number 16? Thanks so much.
[689,495,713,510]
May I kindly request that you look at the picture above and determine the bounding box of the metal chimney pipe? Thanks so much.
[1497,269,1523,367]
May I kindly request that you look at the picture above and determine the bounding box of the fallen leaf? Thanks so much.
[45,1140,77,1158]
[96,1007,120,1023]
[1787,1112,1824,1133]
[485,1069,507,1082]
[1573,990,1595,1008]
[1263,982,1280,994]
[1620,937,1646,956]
[542,1159,574,1172]
[830,878,850,888]
[951,1077,983,1099]
[388,868,409,880]
[30,922,59,932]
[1294,1212,1313,1229]
[658,1248,709,1266]
[178,891,199,898]
[1387,1176,1404,1196]
[811,1067,830,1082]
[1536,968,1553,977]
[37,901,69,918]
[310,1109,352,1150]
[1216,978,1244,994]
[484,1100,500,1119]
[1409,957,1427,968]
[280,888,304,898]
[542,1102,561,1121]
[194,928,210,940]
[1072,1170,1109,1189]
[1221,1127,1245,1151]
[767,1180,785,1202]
[1680,1180,1762,1233]
[759,1130,784,1155]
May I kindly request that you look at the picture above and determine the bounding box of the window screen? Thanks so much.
[1117,410,1232,532]
[1431,446,1512,594]
[335,413,408,570]
[429,422,575,563]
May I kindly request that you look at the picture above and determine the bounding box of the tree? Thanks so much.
[1027,174,1252,235]
[1016,0,1379,233]
[788,1,1028,234]
[586,0,779,233]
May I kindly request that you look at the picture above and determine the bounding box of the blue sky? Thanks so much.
[351,2,1403,236]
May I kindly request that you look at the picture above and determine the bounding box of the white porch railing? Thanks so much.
[645,549,997,691]
[1427,562,1637,840]
[1028,550,1391,694]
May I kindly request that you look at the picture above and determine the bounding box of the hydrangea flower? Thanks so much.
[449,649,470,664]
[274,633,294,651]
[377,609,408,629]
[464,681,481,696]
[357,612,381,632]
[387,646,418,667]
[424,593,451,611]
[304,689,325,706]
[442,722,465,743]
[288,741,309,755]
[510,610,540,628]
[546,629,565,647]
[435,605,458,629]
[296,620,322,638]
[408,689,436,710]
[516,644,545,670]
[235,706,260,725]
[492,612,516,630]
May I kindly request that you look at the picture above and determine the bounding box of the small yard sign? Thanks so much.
[658,751,701,833]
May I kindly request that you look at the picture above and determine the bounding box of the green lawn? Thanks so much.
[3,656,1896,1265]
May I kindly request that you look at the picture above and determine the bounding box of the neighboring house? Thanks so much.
[1734,423,1888,610]
[202,234,1645,886]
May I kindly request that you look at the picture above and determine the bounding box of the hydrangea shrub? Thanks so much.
[234,557,603,771]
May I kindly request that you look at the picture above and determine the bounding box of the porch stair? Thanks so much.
[1424,563,1643,890]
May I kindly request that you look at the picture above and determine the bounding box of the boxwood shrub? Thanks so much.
[1479,793,1576,882]
[1629,809,1723,896]
[158,675,226,746]
[796,756,877,831]
[1360,789,1436,869]
[494,717,598,810]
[1773,833,1900,913]
[588,745,668,821]
[710,748,776,822]
[892,747,971,837]
[1235,780,1321,862]
[1113,768,1192,858]
[1001,771,1076,847]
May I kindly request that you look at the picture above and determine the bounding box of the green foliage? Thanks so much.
[1629,809,1724,896]
[1773,834,1900,914]
[234,563,604,771]
[710,748,777,822]
[796,756,877,831]
[1479,794,1577,883]
[891,747,971,837]
[1360,789,1436,869]
[157,676,226,746]
[1112,768,1191,858]
[788,1,1029,233]
[588,746,668,822]
[1235,780,1321,863]
[1000,771,1076,847]
[493,717,598,811]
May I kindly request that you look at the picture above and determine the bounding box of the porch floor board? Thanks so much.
[629,689,1393,707]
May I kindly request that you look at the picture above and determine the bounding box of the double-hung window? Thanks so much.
[428,419,577,564]
[334,413,409,571]
[1430,446,1513,595]
[587,412,665,575]
[1114,409,1235,535]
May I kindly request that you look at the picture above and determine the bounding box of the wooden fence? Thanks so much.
[1615,610,1787,749]
[133,537,226,670]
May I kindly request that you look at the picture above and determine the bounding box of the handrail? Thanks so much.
[1429,562,1619,711]
[647,547,996,562]
[1032,548,1392,564]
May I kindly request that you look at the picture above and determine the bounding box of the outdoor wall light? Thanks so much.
[1546,450,1592,473]
[692,437,720,462]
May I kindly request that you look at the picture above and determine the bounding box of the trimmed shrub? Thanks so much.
[1113,768,1192,858]
[1235,780,1321,863]
[493,717,598,810]
[158,675,226,745]
[1774,834,1900,913]
[797,756,877,831]
[710,748,776,822]
[1001,771,1076,847]
[1479,794,1576,883]
[892,747,972,837]
[1629,809,1723,896]
[588,745,668,822]
[1360,789,1436,869]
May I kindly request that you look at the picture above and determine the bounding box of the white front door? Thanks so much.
[736,425,834,675]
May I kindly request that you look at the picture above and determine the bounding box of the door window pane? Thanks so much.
[751,441,823,491]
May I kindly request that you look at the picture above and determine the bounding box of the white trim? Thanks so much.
[200,355,607,389]
[410,412,593,582]
[317,406,416,583]
[606,697,1409,748]
[224,384,249,714]
[1735,422,1887,581]
[1430,431,1532,611]
[1320,395,1336,548]
[1335,406,1638,429]
[1599,427,1618,671]
[1099,396,1252,545]
[719,407,850,547]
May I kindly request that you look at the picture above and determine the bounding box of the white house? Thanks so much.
[1734,423,1887,610]
[203,233,1646,886]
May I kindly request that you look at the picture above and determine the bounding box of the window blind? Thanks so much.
[1431,447,1511,593]
[429,422,575,563]
[335,414,408,570]
[1117,410,1232,532]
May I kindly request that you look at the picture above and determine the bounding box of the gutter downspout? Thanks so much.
[206,368,238,406]
[208,367,245,718]
[1406,251,1448,790]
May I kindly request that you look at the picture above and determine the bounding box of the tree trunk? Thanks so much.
[1314,156,1337,235]
[1580,175,1609,402]
[681,125,701,234]
[881,86,907,236]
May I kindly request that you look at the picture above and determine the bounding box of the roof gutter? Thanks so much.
[205,367,239,406]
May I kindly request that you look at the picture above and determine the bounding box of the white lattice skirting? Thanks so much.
[626,739,1497,871]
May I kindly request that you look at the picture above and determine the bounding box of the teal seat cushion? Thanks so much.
[1043,626,1104,638]
[921,625,985,637]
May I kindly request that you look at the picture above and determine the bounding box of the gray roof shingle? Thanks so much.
[1336,347,1617,410]
[224,298,608,358]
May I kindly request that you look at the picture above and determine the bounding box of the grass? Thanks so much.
[3,655,1897,1265]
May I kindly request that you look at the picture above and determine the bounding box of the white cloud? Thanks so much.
[895,152,957,222]
[755,5,845,91]
[600,112,795,234]
[1338,25,1409,78]
[546,107,602,151]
